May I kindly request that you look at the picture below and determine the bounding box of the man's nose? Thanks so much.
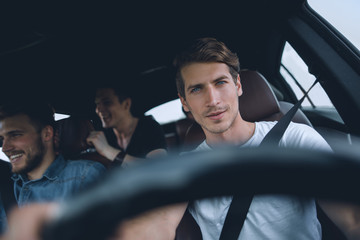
[1,138,12,153]
[95,104,103,114]
[205,87,219,107]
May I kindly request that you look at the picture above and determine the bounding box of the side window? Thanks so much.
[280,42,334,108]
[145,99,186,125]
[307,0,360,51]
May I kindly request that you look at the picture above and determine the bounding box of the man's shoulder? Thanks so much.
[256,121,314,135]
[139,115,161,127]
[63,159,106,173]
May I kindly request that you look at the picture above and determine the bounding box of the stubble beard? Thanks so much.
[12,138,46,175]
[201,108,238,135]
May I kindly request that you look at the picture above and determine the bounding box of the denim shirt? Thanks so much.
[11,155,106,207]
[0,197,6,235]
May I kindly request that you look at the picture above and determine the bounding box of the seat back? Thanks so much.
[0,159,16,216]
[183,70,312,149]
[56,117,112,168]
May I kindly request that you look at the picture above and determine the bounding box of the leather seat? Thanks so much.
[56,117,112,168]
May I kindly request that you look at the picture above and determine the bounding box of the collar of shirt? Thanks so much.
[11,155,67,183]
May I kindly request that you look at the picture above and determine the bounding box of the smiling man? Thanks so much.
[86,87,167,166]
[0,100,106,209]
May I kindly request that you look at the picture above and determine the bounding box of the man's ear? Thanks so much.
[42,125,54,142]
[123,98,132,111]
[178,93,190,112]
[236,74,243,97]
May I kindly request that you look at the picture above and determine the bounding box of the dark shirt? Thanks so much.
[105,115,167,158]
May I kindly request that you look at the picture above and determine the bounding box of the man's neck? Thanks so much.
[113,116,139,150]
[113,116,139,138]
[27,151,57,180]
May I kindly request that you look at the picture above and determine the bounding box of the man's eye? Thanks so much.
[190,87,200,94]
[103,101,112,106]
[10,133,22,138]
[216,81,226,85]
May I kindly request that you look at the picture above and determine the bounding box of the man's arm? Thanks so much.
[1,203,59,240]
[113,203,188,240]
[0,202,188,240]
[318,200,360,240]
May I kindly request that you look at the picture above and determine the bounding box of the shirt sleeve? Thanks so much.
[79,161,106,191]
[0,197,7,235]
[281,122,332,152]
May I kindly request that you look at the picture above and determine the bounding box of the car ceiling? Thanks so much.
[0,0,304,117]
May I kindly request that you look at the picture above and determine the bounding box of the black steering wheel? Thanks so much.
[42,145,360,240]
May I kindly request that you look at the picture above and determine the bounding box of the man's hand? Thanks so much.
[2,203,59,240]
[318,200,360,240]
[1,203,187,240]
[110,203,188,240]
[86,131,120,160]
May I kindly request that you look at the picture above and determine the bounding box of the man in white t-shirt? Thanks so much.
[188,121,328,239]
[172,37,360,239]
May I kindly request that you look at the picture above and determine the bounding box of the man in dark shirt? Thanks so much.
[87,87,167,166]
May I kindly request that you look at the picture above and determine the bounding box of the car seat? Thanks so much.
[56,117,112,168]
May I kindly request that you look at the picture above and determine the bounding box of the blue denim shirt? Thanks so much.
[0,197,6,235]
[11,155,106,207]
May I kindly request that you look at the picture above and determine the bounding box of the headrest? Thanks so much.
[57,117,95,157]
[239,70,280,121]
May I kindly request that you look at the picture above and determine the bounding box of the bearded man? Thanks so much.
[0,100,105,209]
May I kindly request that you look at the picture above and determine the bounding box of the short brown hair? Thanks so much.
[173,37,240,98]
[0,100,55,131]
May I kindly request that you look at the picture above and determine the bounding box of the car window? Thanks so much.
[145,99,186,124]
[307,0,360,51]
[280,42,334,108]
[55,113,70,121]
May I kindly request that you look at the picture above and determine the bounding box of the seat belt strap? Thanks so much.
[260,79,318,147]
[219,195,253,240]
[219,79,318,240]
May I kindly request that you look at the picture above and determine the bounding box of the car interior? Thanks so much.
[1,0,360,239]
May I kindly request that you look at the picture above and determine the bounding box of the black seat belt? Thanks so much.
[219,79,318,240]
[219,195,253,240]
[259,79,318,148]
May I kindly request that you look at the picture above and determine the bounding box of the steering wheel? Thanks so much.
[42,145,360,240]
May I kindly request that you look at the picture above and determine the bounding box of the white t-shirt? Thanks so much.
[188,121,332,240]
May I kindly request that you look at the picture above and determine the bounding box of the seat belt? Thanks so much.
[219,195,253,240]
[259,79,318,147]
[219,79,319,240]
